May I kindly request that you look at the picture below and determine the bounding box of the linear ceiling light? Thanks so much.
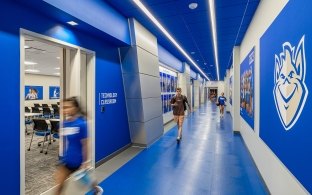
[133,0,209,81]
[208,0,220,81]
[25,61,37,65]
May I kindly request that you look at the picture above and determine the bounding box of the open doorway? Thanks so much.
[20,30,95,195]
[209,88,218,102]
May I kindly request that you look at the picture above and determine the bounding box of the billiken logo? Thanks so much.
[273,35,308,131]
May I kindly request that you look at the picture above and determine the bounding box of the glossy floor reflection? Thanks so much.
[89,102,268,195]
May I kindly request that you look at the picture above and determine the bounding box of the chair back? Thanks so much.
[34,103,41,108]
[42,104,49,108]
[32,119,48,131]
[51,104,58,109]
[50,120,60,134]
[25,107,30,113]
[31,107,41,113]
[53,108,60,118]
[42,107,51,114]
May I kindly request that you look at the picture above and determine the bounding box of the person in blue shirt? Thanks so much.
[54,97,103,195]
[218,92,227,118]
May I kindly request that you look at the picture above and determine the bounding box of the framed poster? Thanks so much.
[159,72,163,92]
[49,86,60,99]
[229,76,232,105]
[240,47,254,129]
[260,0,312,192]
[166,74,171,92]
[25,85,43,100]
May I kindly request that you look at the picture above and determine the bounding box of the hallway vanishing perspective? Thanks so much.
[89,102,268,195]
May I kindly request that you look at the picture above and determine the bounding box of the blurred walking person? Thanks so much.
[54,97,103,195]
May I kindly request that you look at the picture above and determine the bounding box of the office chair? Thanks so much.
[51,104,58,109]
[25,106,31,113]
[53,108,60,119]
[28,119,51,153]
[42,103,49,108]
[42,107,52,119]
[45,120,60,154]
[34,103,41,108]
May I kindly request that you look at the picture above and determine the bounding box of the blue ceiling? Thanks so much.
[105,0,260,81]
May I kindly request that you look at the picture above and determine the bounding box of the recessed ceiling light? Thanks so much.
[56,57,61,59]
[191,51,195,54]
[67,21,78,26]
[25,61,37,65]
[24,45,30,49]
[25,69,40,73]
[55,67,60,70]
[196,59,199,62]
[210,64,213,67]
[204,63,207,65]
[189,3,198,10]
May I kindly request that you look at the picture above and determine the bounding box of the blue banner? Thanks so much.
[49,86,60,99]
[240,47,255,129]
[25,85,43,100]
[260,0,312,192]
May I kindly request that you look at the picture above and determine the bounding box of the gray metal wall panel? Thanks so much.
[126,98,144,122]
[120,47,139,74]
[123,73,142,98]
[128,121,147,145]
[137,47,159,77]
[145,116,163,145]
[140,74,161,98]
[132,19,158,56]
[142,97,162,122]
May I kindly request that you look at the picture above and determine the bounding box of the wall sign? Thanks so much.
[99,92,118,105]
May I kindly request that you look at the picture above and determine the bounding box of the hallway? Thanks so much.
[91,102,268,195]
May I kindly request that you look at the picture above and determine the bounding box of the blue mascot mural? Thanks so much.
[260,0,312,192]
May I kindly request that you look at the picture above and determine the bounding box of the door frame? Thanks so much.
[20,29,96,195]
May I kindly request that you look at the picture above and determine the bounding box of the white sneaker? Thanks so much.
[94,186,104,195]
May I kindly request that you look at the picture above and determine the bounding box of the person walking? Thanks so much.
[54,97,103,195]
[217,92,227,118]
[170,88,191,142]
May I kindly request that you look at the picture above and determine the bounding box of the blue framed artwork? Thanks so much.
[25,85,43,100]
[49,86,60,99]
[240,47,254,129]
[260,0,312,192]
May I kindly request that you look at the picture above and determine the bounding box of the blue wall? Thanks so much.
[0,2,130,193]
[260,0,312,192]
[43,0,131,45]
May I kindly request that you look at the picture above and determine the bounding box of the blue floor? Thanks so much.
[89,102,269,195]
